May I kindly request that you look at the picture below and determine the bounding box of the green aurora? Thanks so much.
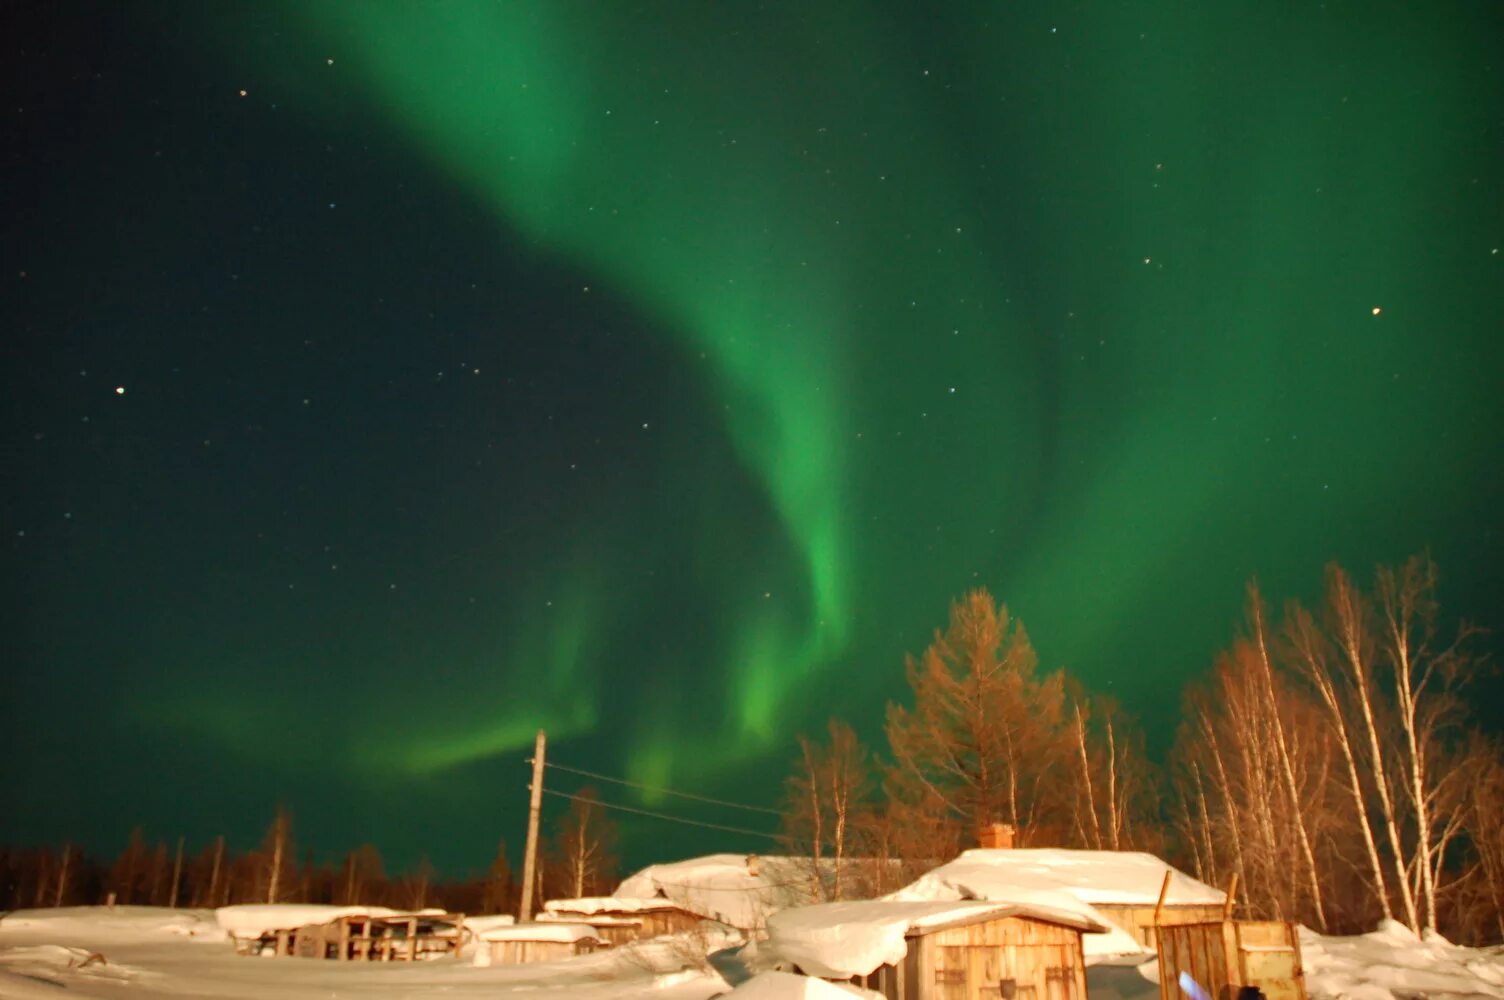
[5,0,1501,869]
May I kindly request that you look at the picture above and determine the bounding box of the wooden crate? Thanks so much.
[1155,920,1306,1000]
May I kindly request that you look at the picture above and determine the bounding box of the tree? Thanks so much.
[1067,692,1158,853]
[480,840,515,914]
[260,806,294,904]
[342,844,386,904]
[552,788,618,899]
[884,589,1071,844]
[781,718,873,900]
[110,827,149,904]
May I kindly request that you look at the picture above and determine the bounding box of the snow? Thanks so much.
[890,849,1224,907]
[764,899,1102,980]
[544,896,685,915]
[615,854,822,929]
[461,914,517,936]
[721,969,882,998]
[0,905,731,999]
[215,903,402,939]
[1301,920,1504,1000]
[2,903,1501,999]
[478,922,602,944]
[885,848,1221,956]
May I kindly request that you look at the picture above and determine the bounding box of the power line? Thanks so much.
[539,787,779,840]
[536,759,782,816]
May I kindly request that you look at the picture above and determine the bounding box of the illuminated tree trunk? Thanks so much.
[1248,587,1327,930]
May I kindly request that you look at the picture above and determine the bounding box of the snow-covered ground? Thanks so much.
[1,905,1501,999]
[0,906,729,999]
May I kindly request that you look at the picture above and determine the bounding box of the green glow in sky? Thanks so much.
[5,1,1498,870]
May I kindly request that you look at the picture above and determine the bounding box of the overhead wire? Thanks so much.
[534,758,782,816]
[538,787,779,841]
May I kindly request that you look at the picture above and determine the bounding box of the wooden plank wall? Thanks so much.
[1154,920,1306,1000]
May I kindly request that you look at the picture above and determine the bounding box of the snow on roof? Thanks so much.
[892,849,1224,907]
[462,914,517,935]
[766,900,1107,980]
[214,904,400,939]
[542,896,685,915]
[723,969,883,999]
[614,854,822,928]
[478,921,603,944]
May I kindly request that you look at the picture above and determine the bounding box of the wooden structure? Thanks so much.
[775,902,1103,1000]
[1098,901,1226,948]
[541,898,705,945]
[283,912,465,961]
[1154,920,1306,1000]
[475,922,603,966]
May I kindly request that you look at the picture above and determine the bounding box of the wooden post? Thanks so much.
[1153,869,1172,928]
[519,729,546,922]
[1223,873,1240,921]
[54,844,71,907]
[169,836,185,909]
[407,916,418,962]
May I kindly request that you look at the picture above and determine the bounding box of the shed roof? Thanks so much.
[542,896,690,915]
[890,849,1225,907]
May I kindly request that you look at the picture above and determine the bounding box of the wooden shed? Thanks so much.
[541,896,705,945]
[1155,920,1307,1000]
[768,900,1108,1000]
[291,911,465,961]
[896,849,1227,949]
[473,922,604,967]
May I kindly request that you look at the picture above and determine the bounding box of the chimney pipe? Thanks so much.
[978,822,1016,849]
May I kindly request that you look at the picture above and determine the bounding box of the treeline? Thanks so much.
[779,554,1503,945]
[1,787,619,917]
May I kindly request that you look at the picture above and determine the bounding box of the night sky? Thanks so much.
[5,1,1502,877]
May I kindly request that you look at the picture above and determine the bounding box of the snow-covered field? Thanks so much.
[0,906,729,999]
[1,905,1501,999]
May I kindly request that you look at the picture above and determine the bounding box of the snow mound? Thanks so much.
[615,854,819,929]
[1301,922,1504,1000]
[0,905,221,940]
[723,969,882,998]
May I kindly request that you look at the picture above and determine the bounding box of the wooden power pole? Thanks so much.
[519,729,546,922]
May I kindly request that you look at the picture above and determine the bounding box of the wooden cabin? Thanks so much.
[769,900,1107,1000]
[896,848,1227,949]
[473,922,604,966]
[291,911,465,961]
[1155,919,1307,1000]
[541,897,705,945]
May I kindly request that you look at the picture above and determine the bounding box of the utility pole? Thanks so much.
[519,729,546,922]
[169,836,185,909]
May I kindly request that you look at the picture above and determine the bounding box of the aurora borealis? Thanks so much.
[5,1,1501,874]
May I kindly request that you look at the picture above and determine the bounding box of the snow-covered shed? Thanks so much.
[540,896,704,945]
[291,910,465,961]
[766,899,1108,1000]
[614,854,823,931]
[889,849,1226,949]
[471,921,603,966]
